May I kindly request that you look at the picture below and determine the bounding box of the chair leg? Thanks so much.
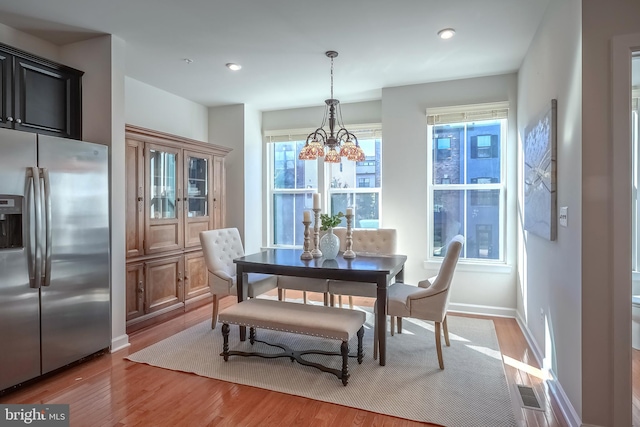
[443,315,450,347]
[303,291,308,304]
[390,316,395,336]
[323,292,329,306]
[397,317,403,334]
[330,293,335,307]
[338,295,343,308]
[278,288,284,301]
[348,296,354,309]
[435,321,444,369]
[211,295,220,329]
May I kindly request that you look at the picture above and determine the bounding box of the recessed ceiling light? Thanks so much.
[226,63,242,71]
[437,28,456,40]
[183,58,193,64]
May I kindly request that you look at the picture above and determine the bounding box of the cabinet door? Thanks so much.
[126,263,145,321]
[184,150,213,248]
[212,156,226,229]
[13,56,82,139]
[126,139,145,258]
[145,255,184,314]
[145,143,183,254]
[184,251,209,300]
[0,51,10,130]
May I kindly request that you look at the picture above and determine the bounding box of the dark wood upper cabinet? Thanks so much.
[0,43,83,140]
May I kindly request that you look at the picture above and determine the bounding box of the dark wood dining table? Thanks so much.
[234,248,407,366]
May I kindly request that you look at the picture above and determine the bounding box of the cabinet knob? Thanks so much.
[6,116,13,122]
[137,197,143,202]
[15,118,22,124]
[176,197,181,202]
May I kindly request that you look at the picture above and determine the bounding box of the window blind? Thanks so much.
[264,123,382,143]
[426,101,509,125]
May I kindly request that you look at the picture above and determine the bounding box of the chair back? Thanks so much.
[429,235,464,294]
[333,228,397,255]
[199,228,245,277]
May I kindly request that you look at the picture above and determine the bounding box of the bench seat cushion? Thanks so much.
[219,299,366,341]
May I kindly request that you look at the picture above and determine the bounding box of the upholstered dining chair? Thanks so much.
[277,276,330,306]
[387,234,464,369]
[200,228,278,329]
[329,227,398,359]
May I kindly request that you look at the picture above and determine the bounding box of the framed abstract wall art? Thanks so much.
[523,99,557,241]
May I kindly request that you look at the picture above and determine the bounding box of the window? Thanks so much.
[266,126,382,247]
[471,134,498,158]
[328,138,382,229]
[427,102,508,261]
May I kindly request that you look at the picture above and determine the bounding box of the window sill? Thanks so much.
[423,260,512,274]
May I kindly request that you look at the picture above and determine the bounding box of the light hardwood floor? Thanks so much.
[0,291,568,427]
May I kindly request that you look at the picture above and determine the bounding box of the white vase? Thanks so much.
[319,228,340,260]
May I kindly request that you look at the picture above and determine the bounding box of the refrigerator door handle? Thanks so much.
[30,166,42,288]
[42,168,52,287]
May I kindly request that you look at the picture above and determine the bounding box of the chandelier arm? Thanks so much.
[307,128,328,143]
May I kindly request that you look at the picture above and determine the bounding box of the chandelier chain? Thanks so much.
[330,55,334,100]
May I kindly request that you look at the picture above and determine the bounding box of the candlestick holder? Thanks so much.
[343,212,356,259]
[301,219,313,260]
[311,208,323,258]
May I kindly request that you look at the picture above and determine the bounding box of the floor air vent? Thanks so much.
[516,385,544,411]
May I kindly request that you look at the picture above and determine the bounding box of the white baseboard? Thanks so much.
[111,334,130,353]
[448,302,517,318]
[515,313,583,427]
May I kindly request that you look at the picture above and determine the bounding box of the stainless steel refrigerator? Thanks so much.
[0,127,110,391]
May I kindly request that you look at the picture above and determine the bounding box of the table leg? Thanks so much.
[396,266,404,283]
[376,275,387,366]
[237,265,246,341]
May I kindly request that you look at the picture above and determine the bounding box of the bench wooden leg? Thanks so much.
[222,323,230,361]
[250,327,256,345]
[341,340,349,386]
[323,292,329,306]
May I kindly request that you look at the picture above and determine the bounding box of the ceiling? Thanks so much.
[0,0,551,111]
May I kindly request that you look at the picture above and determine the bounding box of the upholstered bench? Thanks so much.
[218,299,366,386]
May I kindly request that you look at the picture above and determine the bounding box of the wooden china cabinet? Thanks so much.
[125,125,231,332]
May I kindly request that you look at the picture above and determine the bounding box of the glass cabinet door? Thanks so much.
[149,148,178,219]
[187,154,209,218]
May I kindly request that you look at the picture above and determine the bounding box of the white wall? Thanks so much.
[516,0,582,422]
[382,74,518,311]
[209,105,245,240]
[0,22,60,60]
[262,100,382,131]
[125,77,208,142]
[244,106,263,253]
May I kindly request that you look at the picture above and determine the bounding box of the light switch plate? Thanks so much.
[559,206,568,227]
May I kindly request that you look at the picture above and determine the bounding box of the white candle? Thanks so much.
[346,207,353,216]
[313,193,321,210]
[303,210,311,222]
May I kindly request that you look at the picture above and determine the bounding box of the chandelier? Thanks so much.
[298,51,365,163]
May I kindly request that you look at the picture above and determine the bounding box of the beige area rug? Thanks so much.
[126,306,518,427]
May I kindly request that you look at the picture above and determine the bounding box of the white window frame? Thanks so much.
[265,124,382,248]
[426,102,509,263]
